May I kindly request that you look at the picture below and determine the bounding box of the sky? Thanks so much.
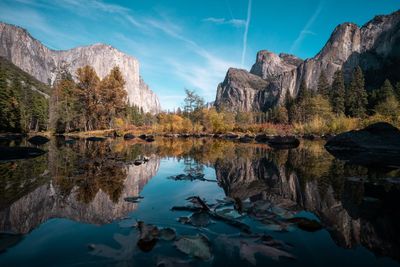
[0,0,399,110]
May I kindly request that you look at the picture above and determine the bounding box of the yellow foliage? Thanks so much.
[294,115,360,135]
[113,117,125,128]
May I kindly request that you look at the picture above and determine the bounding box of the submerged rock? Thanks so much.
[325,122,400,166]
[28,135,50,145]
[159,228,176,241]
[0,146,46,160]
[123,133,135,140]
[146,136,155,142]
[137,221,160,252]
[86,137,106,142]
[174,234,212,260]
[124,196,143,203]
[285,217,323,232]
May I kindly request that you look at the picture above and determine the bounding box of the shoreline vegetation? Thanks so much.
[1,62,400,138]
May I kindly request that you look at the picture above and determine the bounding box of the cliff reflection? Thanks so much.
[0,138,160,234]
[212,140,400,262]
[0,137,398,262]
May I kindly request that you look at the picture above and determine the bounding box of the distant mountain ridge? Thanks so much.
[0,22,161,114]
[215,10,400,112]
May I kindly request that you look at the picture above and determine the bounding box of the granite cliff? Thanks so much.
[215,10,400,112]
[0,22,161,113]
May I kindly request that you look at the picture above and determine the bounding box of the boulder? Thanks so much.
[86,137,106,142]
[0,146,46,160]
[123,133,135,140]
[28,135,50,145]
[224,133,239,139]
[268,136,300,149]
[145,135,155,142]
[239,135,254,143]
[255,134,273,143]
[325,122,400,166]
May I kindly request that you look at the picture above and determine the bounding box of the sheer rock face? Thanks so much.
[215,10,400,111]
[214,68,279,112]
[0,22,161,113]
[0,158,160,234]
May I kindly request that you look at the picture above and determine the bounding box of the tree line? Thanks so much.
[1,62,399,135]
[154,66,400,134]
[272,66,400,125]
[51,65,155,133]
[0,66,48,133]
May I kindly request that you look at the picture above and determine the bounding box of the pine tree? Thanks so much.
[330,70,345,115]
[9,77,22,132]
[374,79,399,119]
[346,66,368,117]
[379,79,395,101]
[0,68,11,131]
[317,71,330,98]
[285,89,295,123]
[395,82,400,102]
[295,80,312,122]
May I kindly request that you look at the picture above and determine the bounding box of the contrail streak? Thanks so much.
[241,0,252,67]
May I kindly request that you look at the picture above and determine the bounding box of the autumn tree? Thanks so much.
[330,70,345,115]
[76,66,100,131]
[99,66,127,128]
[183,89,204,129]
[51,70,80,133]
[346,66,367,117]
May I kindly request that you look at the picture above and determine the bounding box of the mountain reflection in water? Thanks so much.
[0,137,399,266]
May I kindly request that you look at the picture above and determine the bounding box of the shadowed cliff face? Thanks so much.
[0,139,160,234]
[215,10,400,111]
[214,141,400,261]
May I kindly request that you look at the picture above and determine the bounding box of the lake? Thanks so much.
[0,137,399,267]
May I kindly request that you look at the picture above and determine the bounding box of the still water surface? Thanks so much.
[0,137,399,266]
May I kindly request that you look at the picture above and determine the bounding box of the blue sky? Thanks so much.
[0,0,399,110]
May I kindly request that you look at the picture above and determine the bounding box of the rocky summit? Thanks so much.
[215,10,400,112]
[0,22,161,114]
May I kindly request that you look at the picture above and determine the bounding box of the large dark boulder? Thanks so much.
[86,137,106,142]
[145,135,155,142]
[0,147,46,160]
[123,133,135,140]
[325,122,400,167]
[268,136,300,149]
[28,135,50,145]
[255,134,273,143]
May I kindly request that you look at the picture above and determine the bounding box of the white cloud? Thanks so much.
[203,17,246,27]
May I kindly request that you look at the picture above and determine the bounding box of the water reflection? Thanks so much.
[0,137,399,264]
[0,138,159,234]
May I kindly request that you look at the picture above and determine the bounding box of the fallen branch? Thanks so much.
[175,196,251,234]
